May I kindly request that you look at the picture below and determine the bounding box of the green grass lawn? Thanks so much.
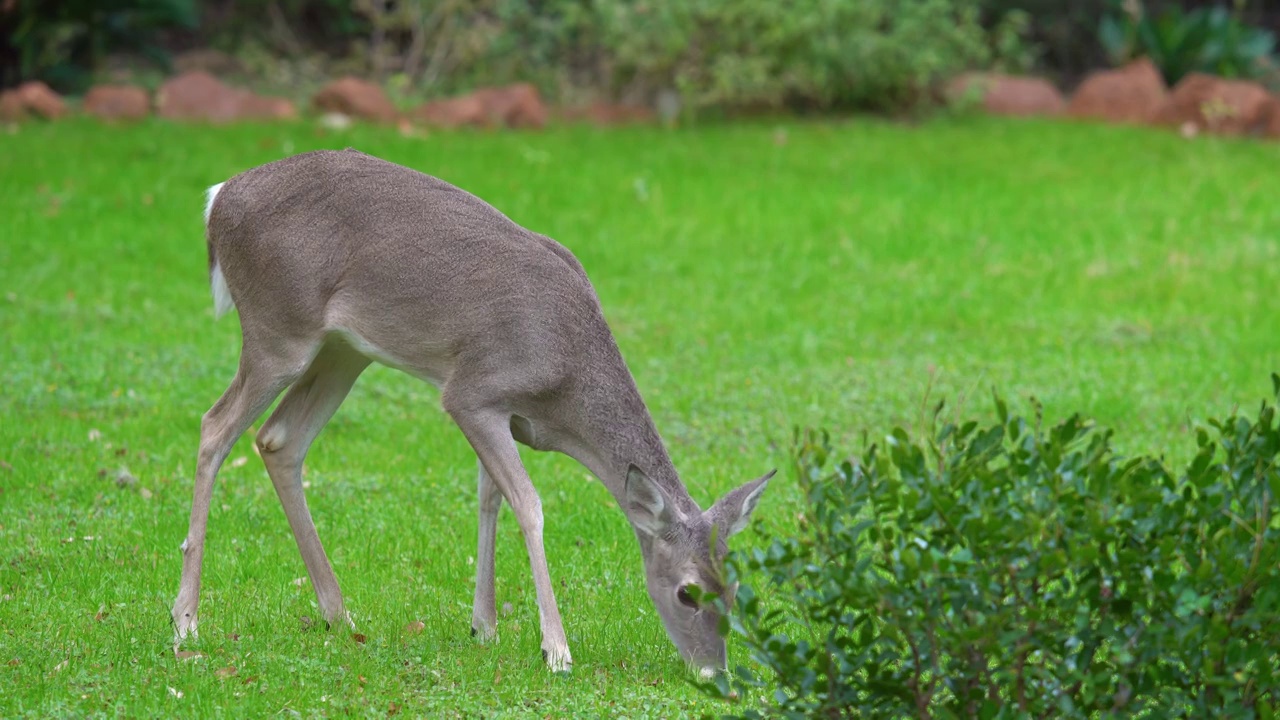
[1,114,1278,718]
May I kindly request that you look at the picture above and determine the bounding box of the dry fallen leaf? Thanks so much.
[300,615,314,630]
[7,658,19,666]
[168,686,184,699]
[115,468,138,488]
[175,650,205,661]
[215,666,237,679]
[139,487,153,500]
[351,632,367,644]
[53,659,68,673]
[88,429,102,442]
[403,620,425,635]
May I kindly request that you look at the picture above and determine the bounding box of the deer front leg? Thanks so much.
[449,408,572,672]
[471,461,503,642]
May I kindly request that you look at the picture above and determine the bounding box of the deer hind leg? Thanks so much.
[471,460,504,642]
[172,340,316,645]
[446,404,572,672]
[255,339,370,630]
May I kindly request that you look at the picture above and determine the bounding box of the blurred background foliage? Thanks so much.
[2,0,1278,112]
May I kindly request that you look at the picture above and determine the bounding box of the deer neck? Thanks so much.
[557,367,700,521]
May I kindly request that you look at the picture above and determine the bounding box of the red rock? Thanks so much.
[0,91,23,121]
[235,94,298,121]
[83,85,151,121]
[1067,58,1167,124]
[414,94,489,129]
[156,71,241,122]
[19,81,67,119]
[1266,99,1280,139]
[474,83,547,129]
[156,71,294,123]
[1152,73,1276,136]
[949,73,1065,117]
[0,81,68,121]
[312,77,398,124]
[414,83,549,130]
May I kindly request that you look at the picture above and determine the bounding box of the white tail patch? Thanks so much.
[204,182,224,224]
[205,182,235,318]
[211,264,234,319]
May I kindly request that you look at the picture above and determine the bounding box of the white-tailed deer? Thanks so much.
[171,148,772,675]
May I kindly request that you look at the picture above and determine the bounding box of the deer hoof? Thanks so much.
[542,645,573,673]
[470,622,497,644]
[171,602,198,646]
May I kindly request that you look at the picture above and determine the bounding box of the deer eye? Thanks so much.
[676,585,698,609]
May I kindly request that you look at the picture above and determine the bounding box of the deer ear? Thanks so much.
[626,464,678,538]
[707,469,774,537]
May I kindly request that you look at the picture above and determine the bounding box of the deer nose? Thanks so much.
[687,644,727,678]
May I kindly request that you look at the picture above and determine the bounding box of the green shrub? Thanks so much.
[1099,0,1277,85]
[4,0,197,92]
[592,0,1018,113]
[205,0,370,58]
[699,376,1280,718]
[300,0,1036,113]
[335,0,1030,112]
[4,0,1033,114]
[980,0,1110,83]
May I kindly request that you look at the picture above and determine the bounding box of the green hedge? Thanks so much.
[306,0,1035,113]
[700,376,1280,718]
[4,0,1032,114]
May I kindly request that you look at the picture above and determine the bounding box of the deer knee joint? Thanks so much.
[256,424,288,454]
